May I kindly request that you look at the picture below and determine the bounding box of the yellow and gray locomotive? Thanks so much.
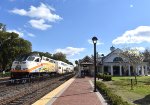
[11,53,74,79]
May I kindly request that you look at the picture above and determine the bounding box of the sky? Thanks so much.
[1,0,150,64]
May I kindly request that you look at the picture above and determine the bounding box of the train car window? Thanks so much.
[46,58,49,61]
[27,56,35,61]
[49,60,54,63]
[35,58,40,62]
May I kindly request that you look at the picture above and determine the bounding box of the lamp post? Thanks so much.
[92,36,98,92]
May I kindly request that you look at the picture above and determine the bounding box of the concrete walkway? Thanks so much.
[48,77,103,105]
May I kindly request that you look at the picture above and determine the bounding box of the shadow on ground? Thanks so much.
[134,94,150,105]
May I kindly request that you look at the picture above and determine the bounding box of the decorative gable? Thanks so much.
[103,48,128,63]
[80,56,93,64]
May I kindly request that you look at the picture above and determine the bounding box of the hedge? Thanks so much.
[96,81,131,105]
[97,73,112,81]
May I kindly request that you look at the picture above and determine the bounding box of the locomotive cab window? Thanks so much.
[27,56,35,61]
[15,55,28,61]
[50,60,55,63]
[35,58,40,62]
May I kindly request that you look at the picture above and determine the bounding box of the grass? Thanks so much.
[102,76,150,105]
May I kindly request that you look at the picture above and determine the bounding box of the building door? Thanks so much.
[104,66,109,74]
[83,65,90,76]
[130,66,134,75]
[113,66,120,75]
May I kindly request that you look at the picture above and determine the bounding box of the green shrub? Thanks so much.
[96,81,131,105]
[97,73,112,81]
[103,75,112,81]
[0,72,10,77]
[97,73,103,79]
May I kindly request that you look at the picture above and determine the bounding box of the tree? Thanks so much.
[120,48,144,84]
[32,51,73,65]
[75,60,78,67]
[65,59,73,65]
[52,52,66,62]
[143,48,150,64]
[0,31,32,71]
[0,23,6,32]
[33,51,52,58]
[68,62,73,65]
[91,52,101,62]
[52,52,73,64]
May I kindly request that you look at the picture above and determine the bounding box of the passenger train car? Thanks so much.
[11,53,74,79]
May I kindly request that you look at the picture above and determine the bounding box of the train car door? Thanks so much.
[35,57,41,71]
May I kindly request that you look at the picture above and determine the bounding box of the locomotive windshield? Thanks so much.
[27,56,35,61]
[15,53,40,62]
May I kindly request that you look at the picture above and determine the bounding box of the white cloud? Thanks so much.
[10,3,62,30]
[88,39,104,45]
[130,4,134,8]
[7,29,24,37]
[55,47,85,56]
[27,33,35,37]
[11,3,62,22]
[131,47,145,52]
[7,29,35,38]
[29,19,51,30]
[11,9,27,15]
[112,26,150,44]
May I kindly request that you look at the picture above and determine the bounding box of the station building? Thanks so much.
[78,46,150,76]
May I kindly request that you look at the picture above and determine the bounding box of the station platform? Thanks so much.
[0,77,10,80]
[33,77,107,105]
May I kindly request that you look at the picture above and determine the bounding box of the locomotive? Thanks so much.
[10,52,74,79]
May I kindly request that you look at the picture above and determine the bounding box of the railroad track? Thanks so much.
[0,73,75,105]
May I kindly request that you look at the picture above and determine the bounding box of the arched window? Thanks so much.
[113,57,123,62]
